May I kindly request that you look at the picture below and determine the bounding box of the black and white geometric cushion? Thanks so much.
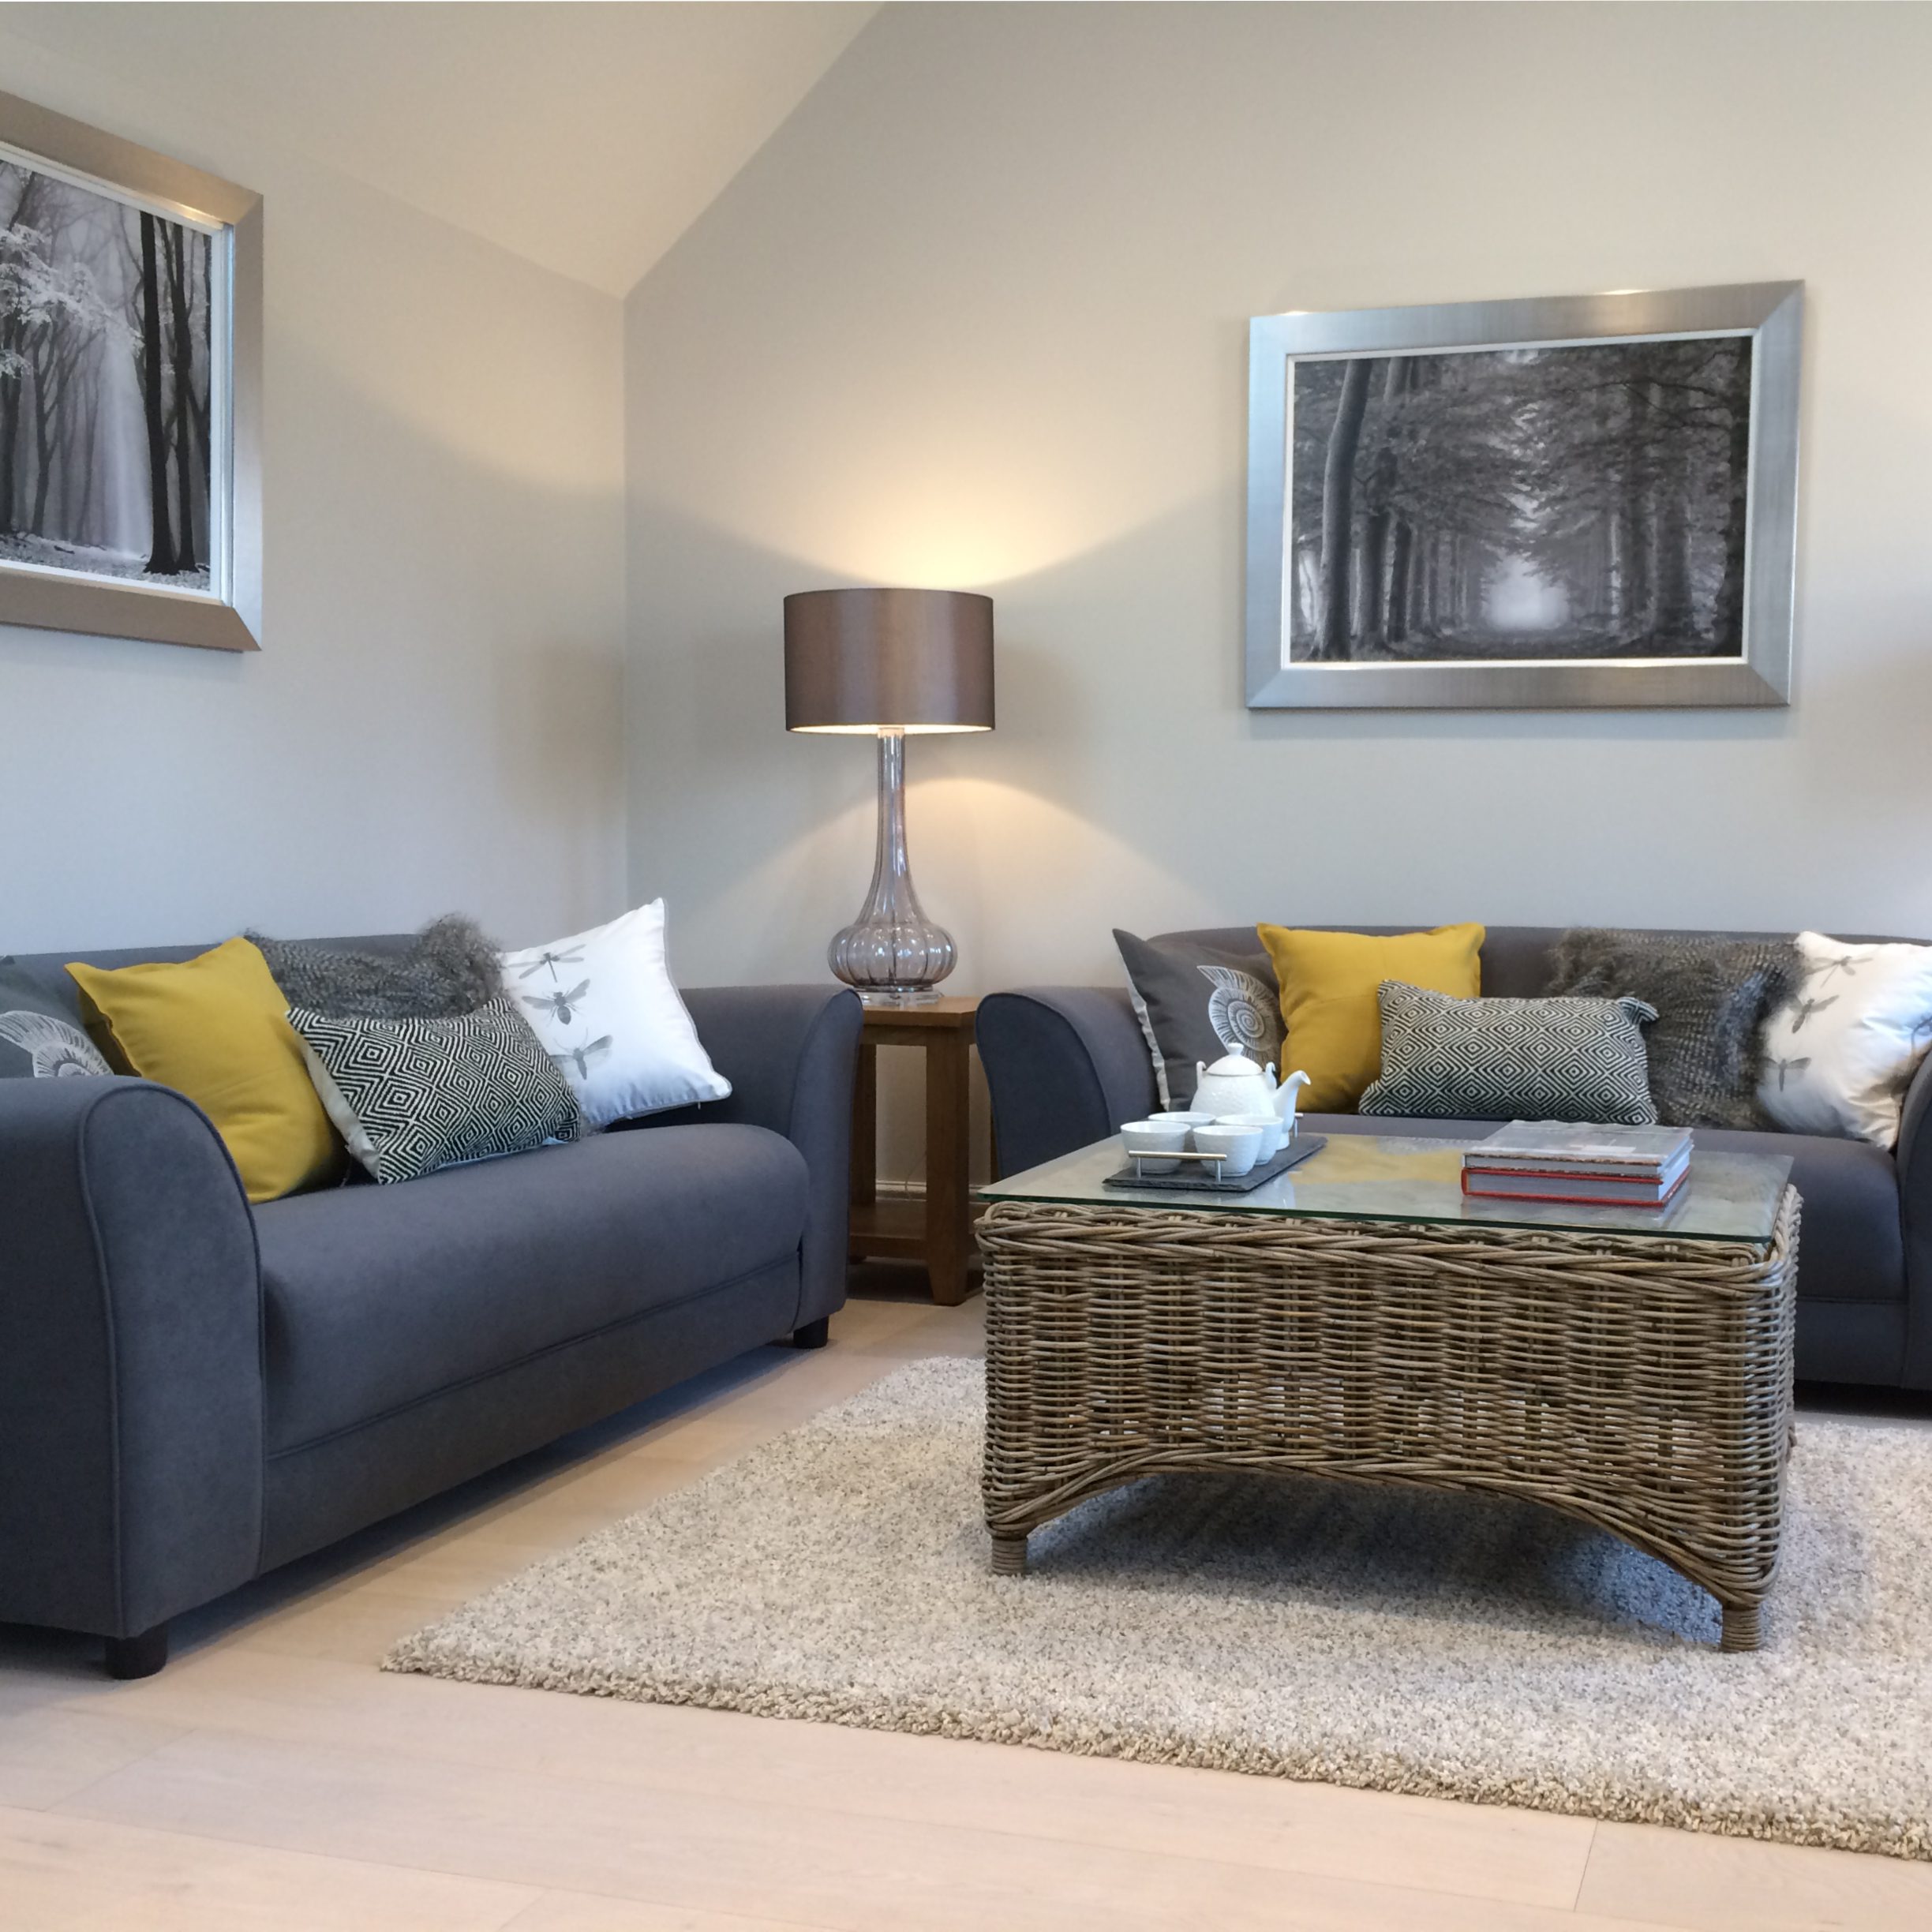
[1359,982,1660,1125]
[288,998,582,1185]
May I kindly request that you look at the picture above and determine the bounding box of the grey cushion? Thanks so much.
[252,916,502,1019]
[290,998,581,1183]
[0,957,110,1080]
[1545,929,1802,1129]
[256,1121,810,1451]
[1114,928,1282,1110]
[1361,983,1659,1125]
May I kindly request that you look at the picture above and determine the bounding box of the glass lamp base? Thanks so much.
[857,985,944,1008]
[827,731,958,1010]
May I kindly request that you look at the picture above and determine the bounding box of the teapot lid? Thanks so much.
[1202,1048,1267,1077]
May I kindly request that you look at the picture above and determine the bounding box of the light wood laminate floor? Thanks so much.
[2,1286,1929,1931]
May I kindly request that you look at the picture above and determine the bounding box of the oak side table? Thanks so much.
[848,996,983,1305]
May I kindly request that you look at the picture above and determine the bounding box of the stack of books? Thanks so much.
[1462,1121,1693,1208]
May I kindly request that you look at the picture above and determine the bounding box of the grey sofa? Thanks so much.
[0,937,862,1677]
[979,925,1932,1395]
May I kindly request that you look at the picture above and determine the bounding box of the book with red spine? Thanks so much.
[1461,1162,1689,1208]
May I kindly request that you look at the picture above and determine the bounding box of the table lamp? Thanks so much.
[784,587,994,1005]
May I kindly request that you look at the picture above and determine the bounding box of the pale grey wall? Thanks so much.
[623,2,1932,1181]
[0,32,627,953]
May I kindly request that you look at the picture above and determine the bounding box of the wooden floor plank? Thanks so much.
[504,1891,837,1932]
[0,1709,188,1811]
[0,1804,537,1932]
[1578,1818,1932,1931]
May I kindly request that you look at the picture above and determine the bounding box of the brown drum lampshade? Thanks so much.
[784,588,994,734]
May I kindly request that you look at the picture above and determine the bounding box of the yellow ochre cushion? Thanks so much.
[68,937,344,1204]
[1256,923,1485,1114]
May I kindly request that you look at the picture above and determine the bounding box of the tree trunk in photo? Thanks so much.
[74,379,99,542]
[1355,360,1407,653]
[1359,509,1389,648]
[1317,358,1372,660]
[1387,518,1413,644]
[1607,506,1625,630]
[0,327,20,538]
[138,212,177,577]
[1709,392,1752,652]
[31,363,54,535]
[1652,470,1694,647]
[1619,382,1659,641]
[165,223,198,572]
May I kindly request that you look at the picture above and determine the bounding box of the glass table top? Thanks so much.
[978,1132,1793,1245]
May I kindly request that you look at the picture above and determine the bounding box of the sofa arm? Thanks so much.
[1899,1050,1932,1390]
[680,985,863,1329]
[979,987,1157,1178]
[0,1078,264,1643]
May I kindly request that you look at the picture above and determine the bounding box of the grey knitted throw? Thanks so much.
[1545,929,1802,1129]
[251,915,503,1020]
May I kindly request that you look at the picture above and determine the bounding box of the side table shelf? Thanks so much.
[848,996,983,1306]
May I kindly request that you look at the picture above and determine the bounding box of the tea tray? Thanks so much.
[1103,1135,1327,1195]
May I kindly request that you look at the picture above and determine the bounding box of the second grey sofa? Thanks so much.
[979,924,1932,1395]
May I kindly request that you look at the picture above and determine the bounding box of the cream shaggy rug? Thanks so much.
[387,1358,1932,1859]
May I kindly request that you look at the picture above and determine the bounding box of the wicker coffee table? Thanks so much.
[976,1133,1798,1651]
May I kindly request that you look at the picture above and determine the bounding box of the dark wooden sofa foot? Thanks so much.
[792,1316,830,1350]
[104,1623,168,1679]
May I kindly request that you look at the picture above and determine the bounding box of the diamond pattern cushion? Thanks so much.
[290,998,582,1184]
[1359,983,1660,1125]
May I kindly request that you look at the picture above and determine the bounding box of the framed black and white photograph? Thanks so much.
[0,89,260,653]
[1245,283,1802,710]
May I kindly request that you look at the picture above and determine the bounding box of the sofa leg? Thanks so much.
[104,1623,168,1679]
[792,1316,830,1350]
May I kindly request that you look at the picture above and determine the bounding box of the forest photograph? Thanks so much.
[0,152,214,592]
[1288,335,1755,665]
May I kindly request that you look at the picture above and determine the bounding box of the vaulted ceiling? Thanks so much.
[0,2,880,295]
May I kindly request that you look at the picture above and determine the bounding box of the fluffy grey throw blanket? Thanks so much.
[1545,929,1802,1129]
[251,915,503,1020]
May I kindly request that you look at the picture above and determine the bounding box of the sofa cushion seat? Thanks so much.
[256,1122,808,1453]
[1305,1113,1903,1305]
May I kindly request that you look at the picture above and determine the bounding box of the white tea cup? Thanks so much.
[1217,1112,1284,1159]
[1121,1118,1189,1173]
[1194,1122,1264,1177]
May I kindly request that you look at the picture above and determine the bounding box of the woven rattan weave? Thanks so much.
[979,1188,1799,1651]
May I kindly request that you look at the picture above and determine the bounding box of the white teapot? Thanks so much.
[1192,1050,1313,1133]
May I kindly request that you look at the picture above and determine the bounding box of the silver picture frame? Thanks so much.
[1245,282,1803,710]
[0,89,261,653]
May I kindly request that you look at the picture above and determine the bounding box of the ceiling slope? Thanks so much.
[0,2,879,294]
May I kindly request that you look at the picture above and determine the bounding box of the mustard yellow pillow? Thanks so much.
[68,938,344,1204]
[1256,923,1485,1113]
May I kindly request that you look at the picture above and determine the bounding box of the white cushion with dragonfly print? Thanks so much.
[1758,931,1932,1148]
[500,900,729,1129]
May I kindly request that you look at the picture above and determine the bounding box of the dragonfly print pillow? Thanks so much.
[1758,931,1932,1148]
[500,900,731,1129]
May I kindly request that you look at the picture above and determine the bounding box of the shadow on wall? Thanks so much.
[0,330,625,955]
[622,486,1229,977]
